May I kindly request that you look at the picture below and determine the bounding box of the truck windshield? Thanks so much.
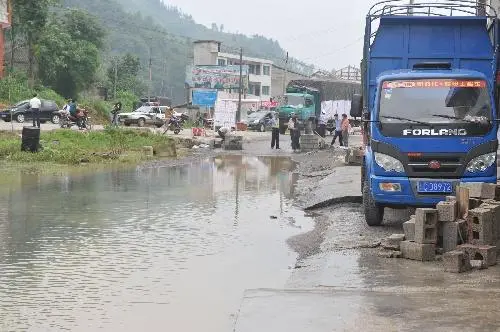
[379,79,492,136]
[283,95,304,108]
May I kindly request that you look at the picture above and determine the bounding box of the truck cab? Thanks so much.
[278,86,320,133]
[352,0,499,226]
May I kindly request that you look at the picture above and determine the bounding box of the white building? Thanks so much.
[192,40,273,101]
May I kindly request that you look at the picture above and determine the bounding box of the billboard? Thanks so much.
[214,100,237,128]
[192,89,218,107]
[186,65,249,89]
[0,0,10,27]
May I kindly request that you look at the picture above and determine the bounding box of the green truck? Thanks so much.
[278,85,320,134]
[278,80,361,134]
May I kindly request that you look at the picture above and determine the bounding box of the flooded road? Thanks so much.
[0,155,312,332]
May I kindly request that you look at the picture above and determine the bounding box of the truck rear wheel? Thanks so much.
[363,177,384,226]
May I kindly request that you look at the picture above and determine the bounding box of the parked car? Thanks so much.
[247,110,276,132]
[118,105,169,127]
[0,99,60,124]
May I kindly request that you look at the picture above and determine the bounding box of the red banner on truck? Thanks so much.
[382,79,486,89]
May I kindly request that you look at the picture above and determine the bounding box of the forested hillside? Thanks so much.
[113,0,313,74]
[61,0,313,104]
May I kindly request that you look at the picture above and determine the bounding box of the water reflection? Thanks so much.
[0,155,307,331]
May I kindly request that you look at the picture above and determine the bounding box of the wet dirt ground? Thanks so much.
[234,134,500,332]
[3,131,500,331]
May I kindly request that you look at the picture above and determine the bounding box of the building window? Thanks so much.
[263,65,270,76]
[254,85,261,96]
[262,86,270,95]
[218,59,226,66]
[255,65,261,75]
[248,64,255,74]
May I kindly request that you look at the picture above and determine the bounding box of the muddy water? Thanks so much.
[0,155,312,332]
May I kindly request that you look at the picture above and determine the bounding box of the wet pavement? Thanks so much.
[0,155,312,331]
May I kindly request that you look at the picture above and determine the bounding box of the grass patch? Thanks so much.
[0,127,176,165]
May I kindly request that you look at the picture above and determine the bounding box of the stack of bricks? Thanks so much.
[400,208,438,261]
[299,134,319,152]
[442,182,498,273]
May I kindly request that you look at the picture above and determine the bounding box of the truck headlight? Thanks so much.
[374,152,404,173]
[466,153,496,173]
[254,120,259,124]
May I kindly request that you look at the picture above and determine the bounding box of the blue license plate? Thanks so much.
[418,181,453,193]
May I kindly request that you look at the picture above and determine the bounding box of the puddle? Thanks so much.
[0,155,312,332]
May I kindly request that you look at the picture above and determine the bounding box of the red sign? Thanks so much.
[261,101,279,108]
[382,79,486,89]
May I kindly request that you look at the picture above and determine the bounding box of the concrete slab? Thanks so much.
[234,288,500,332]
[302,166,362,210]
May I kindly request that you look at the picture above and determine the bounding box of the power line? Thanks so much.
[301,35,364,62]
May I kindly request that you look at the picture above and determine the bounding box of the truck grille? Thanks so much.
[406,154,465,178]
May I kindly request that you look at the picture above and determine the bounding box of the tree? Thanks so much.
[12,0,58,85]
[107,53,146,98]
[63,9,106,48]
[36,10,104,97]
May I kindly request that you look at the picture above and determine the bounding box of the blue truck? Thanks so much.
[351,0,499,226]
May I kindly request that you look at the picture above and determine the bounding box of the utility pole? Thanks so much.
[113,57,118,99]
[408,0,414,15]
[148,45,152,103]
[237,47,243,122]
[282,52,289,95]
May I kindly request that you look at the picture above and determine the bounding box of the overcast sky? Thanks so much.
[163,0,376,70]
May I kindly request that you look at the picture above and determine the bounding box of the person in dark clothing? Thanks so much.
[288,113,300,152]
[111,102,122,126]
[271,114,280,149]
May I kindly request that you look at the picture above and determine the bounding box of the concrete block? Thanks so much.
[142,145,154,157]
[445,196,456,202]
[479,204,500,243]
[458,244,497,267]
[403,219,415,242]
[436,200,457,222]
[469,198,482,210]
[495,185,500,201]
[400,241,435,261]
[381,234,405,250]
[223,136,243,150]
[467,208,494,245]
[415,208,438,244]
[460,182,496,199]
[442,221,466,253]
[443,250,472,273]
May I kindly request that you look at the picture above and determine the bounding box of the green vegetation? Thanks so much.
[0,128,176,165]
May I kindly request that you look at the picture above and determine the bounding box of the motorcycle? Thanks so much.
[196,116,213,129]
[56,109,92,130]
[163,113,189,135]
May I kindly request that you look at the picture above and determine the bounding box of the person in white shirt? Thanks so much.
[318,110,328,138]
[217,126,230,143]
[29,93,42,128]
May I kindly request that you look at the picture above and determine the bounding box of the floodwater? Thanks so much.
[0,156,312,332]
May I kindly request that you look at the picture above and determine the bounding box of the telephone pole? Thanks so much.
[408,0,414,15]
[237,47,243,122]
[148,45,152,103]
[113,57,118,99]
[282,52,289,95]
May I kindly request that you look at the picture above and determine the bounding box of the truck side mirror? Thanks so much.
[350,94,363,117]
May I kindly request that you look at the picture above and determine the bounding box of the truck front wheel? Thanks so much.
[363,177,384,226]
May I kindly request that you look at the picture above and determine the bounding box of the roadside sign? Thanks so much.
[192,89,218,107]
